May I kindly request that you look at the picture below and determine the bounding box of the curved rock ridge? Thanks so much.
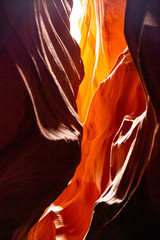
[87,0,160,238]
[0,0,84,239]
[28,0,160,239]
[1,0,159,239]
[76,0,127,123]
[28,48,149,239]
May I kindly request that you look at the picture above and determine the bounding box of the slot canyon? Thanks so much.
[0,0,160,239]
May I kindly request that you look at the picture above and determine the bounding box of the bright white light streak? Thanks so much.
[70,0,83,43]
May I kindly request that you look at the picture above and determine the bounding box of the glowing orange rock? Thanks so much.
[28,48,147,239]
[28,212,56,240]
[76,0,127,123]
[28,0,160,238]
[2,0,159,239]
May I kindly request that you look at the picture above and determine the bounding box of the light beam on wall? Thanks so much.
[70,0,83,43]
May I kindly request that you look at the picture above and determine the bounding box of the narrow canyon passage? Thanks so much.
[0,0,159,239]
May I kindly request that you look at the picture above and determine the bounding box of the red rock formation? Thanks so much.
[28,0,160,239]
[76,0,127,123]
[1,0,160,239]
[0,0,83,239]
[28,47,148,239]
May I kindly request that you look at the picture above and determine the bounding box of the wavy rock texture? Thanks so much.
[76,0,127,123]
[28,0,160,239]
[87,0,160,239]
[1,0,160,239]
[0,0,84,239]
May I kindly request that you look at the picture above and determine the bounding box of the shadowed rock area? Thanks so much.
[0,0,84,239]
